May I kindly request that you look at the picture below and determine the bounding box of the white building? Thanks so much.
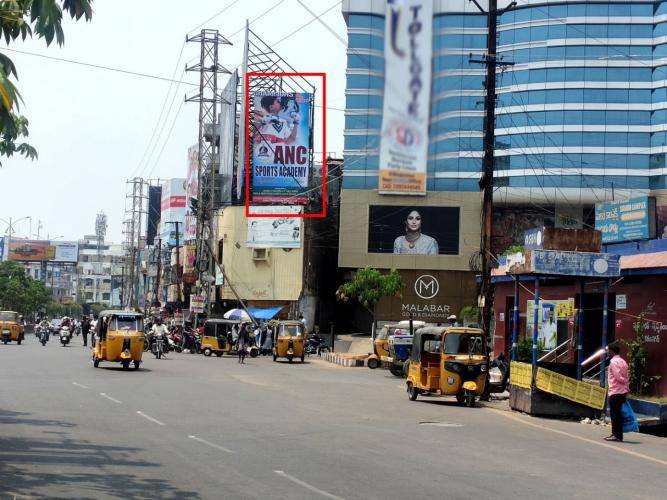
[76,235,125,307]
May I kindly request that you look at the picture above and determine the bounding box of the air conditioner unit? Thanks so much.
[252,248,270,261]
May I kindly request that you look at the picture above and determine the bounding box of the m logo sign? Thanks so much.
[414,274,439,300]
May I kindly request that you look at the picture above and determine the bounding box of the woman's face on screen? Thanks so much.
[406,210,422,231]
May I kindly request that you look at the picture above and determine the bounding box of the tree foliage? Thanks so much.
[0,260,52,314]
[0,0,93,166]
[335,267,404,312]
[626,313,649,396]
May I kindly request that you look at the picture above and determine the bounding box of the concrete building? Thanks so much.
[76,235,125,307]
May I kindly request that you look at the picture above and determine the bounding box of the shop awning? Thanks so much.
[247,306,284,320]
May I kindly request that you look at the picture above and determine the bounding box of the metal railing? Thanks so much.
[537,338,572,363]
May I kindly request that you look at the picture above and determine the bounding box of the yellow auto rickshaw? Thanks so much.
[272,320,305,363]
[0,311,24,345]
[367,320,424,370]
[93,310,144,370]
[406,326,488,407]
[200,318,239,357]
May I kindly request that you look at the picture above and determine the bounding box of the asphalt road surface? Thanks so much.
[1,334,666,499]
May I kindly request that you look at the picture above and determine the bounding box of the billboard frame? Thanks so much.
[244,71,327,219]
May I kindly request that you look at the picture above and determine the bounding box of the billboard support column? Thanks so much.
[600,279,609,387]
[532,277,539,371]
[577,280,585,380]
[511,276,519,361]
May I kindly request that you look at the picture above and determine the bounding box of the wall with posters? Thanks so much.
[378,0,432,195]
[338,189,480,271]
[215,207,303,302]
[250,91,312,203]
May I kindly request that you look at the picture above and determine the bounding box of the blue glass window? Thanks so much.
[348,34,383,52]
[348,15,384,30]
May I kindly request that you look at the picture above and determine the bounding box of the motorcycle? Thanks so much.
[37,326,49,346]
[305,334,330,356]
[152,332,166,359]
[59,326,71,346]
[481,353,510,401]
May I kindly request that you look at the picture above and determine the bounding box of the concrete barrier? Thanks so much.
[321,351,367,368]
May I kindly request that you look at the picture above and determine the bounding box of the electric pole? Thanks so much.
[470,0,515,336]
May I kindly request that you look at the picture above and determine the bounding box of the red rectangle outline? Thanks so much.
[245,72,327,219]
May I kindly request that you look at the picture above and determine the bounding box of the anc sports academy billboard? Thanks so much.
[250,91,313,203]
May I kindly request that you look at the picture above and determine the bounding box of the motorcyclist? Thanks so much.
[150,317,169,351]
[38,319,50,341]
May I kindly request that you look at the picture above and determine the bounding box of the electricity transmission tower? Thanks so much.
[185,29,231,313]
[122,178,147,309]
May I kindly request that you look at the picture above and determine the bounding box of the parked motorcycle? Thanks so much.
[481,353,510,401]
[305,334,330,356]
[59,326,71,346]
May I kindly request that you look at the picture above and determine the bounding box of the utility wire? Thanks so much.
[187,0,243,34]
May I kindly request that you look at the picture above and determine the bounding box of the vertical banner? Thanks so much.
[220,70,238,205]
[147,185,162,246]
[184,145,199,242]
[251,91,313,203]
[379,0,433,195]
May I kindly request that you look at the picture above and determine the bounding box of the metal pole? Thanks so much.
[600,279,609,387]
[532,277,539,369]
[511,276,519,361]
[577,280,585,380]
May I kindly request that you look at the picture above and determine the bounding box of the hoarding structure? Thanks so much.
[146,186,162,246]
[250,91,313,203]
[595,196,656,243]
[160,178,186,247]
[6,239,79,263]
[378,0,433,195]
[219,70,238,205]
[184,146,199,242]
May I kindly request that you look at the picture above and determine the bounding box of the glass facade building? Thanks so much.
[342,0,667,203]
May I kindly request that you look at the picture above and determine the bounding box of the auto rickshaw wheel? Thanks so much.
[17,338,21,345]
[122,360,130,370]
[466,393,475,408]
[390,364,404,377]
[215,352,223,357]
[134,360,141,370]
[203,348,212,357]
[367,357,379,369]
[93,357,100,368]
[407,383,419,401]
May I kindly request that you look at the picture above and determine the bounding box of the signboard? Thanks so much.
[378,0,433,195]
[219,70,238,204]
[526,299,574,350]
[616,294,627,310]
[184,145,199,242]
[368,206,459,255]
[251,91,312,203]
[190,294,205,314]
[247,206,302,248]
[531,250,620,278]
[7,239,78,263]
[523,227,544,250]
[147,185,162,246]
[0,236,5,261]
[595,196,656,243]
[160,178,186,246]
[523,227,601,252]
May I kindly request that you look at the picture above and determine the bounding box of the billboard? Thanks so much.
[147,185,162,246]
[220,70,238,205]
[184,146,199,242]
[160,178,186,246]
[0,237,4,261]
[247,206,302,248]
[251,91,312,203]
[6,239,78,263]
[513,250,621,278]
[595,196,656,243]
[368,206,459,255]
[378,0,433,195]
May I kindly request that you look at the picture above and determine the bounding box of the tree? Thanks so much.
[335,267,405,329]
[0,260,51,314]
[626,313,649,395]
[0,0,93,165]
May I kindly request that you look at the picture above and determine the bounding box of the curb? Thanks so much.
[321,352,367,368]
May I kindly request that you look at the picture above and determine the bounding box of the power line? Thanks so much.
[187,0,243,34]
[3,47,198,87]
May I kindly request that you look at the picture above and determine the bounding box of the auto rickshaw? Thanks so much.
[272,320,305,363]
[200,318,239,357]
[0,311,24,345]
[367,320,424,370]
[92,310,144,370]
[406,326,488,407]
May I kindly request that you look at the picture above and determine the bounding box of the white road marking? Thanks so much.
[188,435,235,454]
[72,382,89,389]
[418,421,464,428]
[274,471,345,500]
[136,411,166,426]
[99,393,121,404]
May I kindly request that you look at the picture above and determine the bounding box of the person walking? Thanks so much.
[605,342,629,442]
[237,324,249,364]
[81,316,91,347]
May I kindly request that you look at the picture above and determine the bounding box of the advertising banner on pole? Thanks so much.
[595,196,656,243]
[220,70,238,205]
[378,0,433,195]
[160,178,186,247]
[247,206,302,248]
[7,240,79,263]
[251,91,312,203]
[190,294,205,314]
[184,145,199,242]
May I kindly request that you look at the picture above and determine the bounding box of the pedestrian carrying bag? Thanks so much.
[621,401,639,433]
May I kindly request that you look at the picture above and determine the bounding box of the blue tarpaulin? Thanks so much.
[247,306,284,320]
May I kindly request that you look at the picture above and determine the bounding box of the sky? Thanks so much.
[0,0,347,244]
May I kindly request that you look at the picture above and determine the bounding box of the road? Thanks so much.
[1,334,666,499]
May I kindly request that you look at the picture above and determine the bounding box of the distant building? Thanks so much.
[76,235,125,307]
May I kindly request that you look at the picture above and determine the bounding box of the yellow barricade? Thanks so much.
[509,361,533,389]
[536,367,607,410]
